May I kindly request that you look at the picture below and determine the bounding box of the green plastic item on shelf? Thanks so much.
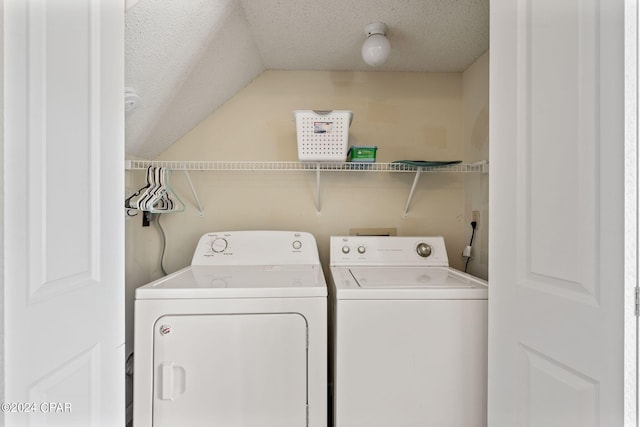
[347,146,378,162]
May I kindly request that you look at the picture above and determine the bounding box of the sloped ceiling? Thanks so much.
[125,0,489,159]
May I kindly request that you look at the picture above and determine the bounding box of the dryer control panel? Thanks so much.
[192,231,320,266]
[330,236,449,267]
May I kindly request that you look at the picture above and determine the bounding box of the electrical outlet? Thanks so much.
[472,210,480,223]
[142,211,153,227]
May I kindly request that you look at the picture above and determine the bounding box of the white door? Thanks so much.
[152,314,308,427]
[488,0,626,426]
[3,1,124,426]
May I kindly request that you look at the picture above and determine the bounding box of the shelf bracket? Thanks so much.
[402,170,422,218]
[315,165,322,216]
[183,170,204,216]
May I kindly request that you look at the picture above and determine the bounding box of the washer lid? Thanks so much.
[136,265,327,299]
[331,266,487,300]
[350,267,480,288]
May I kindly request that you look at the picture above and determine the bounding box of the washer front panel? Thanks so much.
[333,299,488,426]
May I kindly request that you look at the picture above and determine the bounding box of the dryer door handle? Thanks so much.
[161,361,174,400]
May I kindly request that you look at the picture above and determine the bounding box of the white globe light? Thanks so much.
[361,23,390,67]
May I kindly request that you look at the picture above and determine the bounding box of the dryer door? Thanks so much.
[152,313,308,427]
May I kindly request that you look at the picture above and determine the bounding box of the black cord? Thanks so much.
[464,221,477,273]
[155,213,168,276]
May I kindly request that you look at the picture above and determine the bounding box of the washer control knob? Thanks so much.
[342,246,350,254]
[357,245,366,254]
[416,242,432,258]
[292,240,302,250]
[211,237,228,253]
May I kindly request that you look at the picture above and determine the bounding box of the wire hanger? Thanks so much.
[149,167,185,213]
[125,166,154,215]
[124,166,185,214]
[138,166,184,213]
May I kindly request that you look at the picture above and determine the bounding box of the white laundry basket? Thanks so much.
[294,110,353,161]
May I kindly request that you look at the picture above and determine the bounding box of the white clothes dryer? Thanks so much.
[134,231,327,427]
[329,235,488,427]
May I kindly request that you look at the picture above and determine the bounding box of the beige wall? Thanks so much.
[124,62,489,357]
[462,52,489,279]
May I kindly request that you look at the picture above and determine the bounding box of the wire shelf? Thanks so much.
[125,160,488,217]
[125,160,488,173]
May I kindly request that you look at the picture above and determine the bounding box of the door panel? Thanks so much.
[524,0,599,304]
[489,0,624,425]
[520,345,598,427]
[27,346,101,427]
[3,0,124,426]
[25,0,99,301]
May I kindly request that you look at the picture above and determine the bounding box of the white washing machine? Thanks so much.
[329,235,488,427]
[133,231,327,427]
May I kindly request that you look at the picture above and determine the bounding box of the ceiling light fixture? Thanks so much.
[362,22,390,67]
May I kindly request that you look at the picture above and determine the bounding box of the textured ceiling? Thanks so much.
[125,0,489,159]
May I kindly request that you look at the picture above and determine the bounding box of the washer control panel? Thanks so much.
[191,231,319,266]
[330,236,449,267]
